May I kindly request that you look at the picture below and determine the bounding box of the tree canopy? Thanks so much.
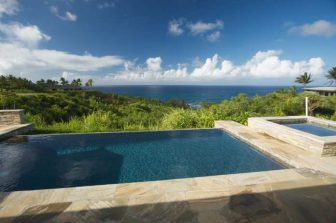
[295,72,313,87]
[326,67,336,86]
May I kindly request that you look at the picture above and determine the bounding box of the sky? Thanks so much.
[0,0,335,85]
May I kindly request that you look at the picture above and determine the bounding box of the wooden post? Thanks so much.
[305,97,309,116]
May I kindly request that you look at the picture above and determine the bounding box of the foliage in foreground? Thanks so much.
[1,87,336,134]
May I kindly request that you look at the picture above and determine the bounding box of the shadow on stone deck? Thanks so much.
[1,177,336,223]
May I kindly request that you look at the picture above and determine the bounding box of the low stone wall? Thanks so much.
[0,110,25,125]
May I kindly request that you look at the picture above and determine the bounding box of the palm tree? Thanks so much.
[85,79,93,87]
[326,67,336,86]
[76,78,82,87]
[71,79,82,87]
[60,77,68,86]
[295,72,313,87]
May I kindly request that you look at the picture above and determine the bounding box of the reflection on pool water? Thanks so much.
[285,123,336,137]
[0,129,283,192]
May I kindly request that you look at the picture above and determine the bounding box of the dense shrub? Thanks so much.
[161,109,200,129]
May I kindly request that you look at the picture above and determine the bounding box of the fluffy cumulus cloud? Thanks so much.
[0,43,124,75]
[146,57,162,71]
[231,50,324,77]
[0,22,51,48]
[103,50,325,84]
[0,0,19,17]
[0,19,124,76]
[168,19,224,42]
[288,20,336,37]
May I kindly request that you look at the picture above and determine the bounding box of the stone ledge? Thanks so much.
[0,124,34,141]
[215,120,336,175]
[247,116,336,156]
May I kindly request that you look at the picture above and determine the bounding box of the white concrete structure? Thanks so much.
[304,87,336,96]
[248,116,336,156]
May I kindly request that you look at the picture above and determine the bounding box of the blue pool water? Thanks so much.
[285,123,336,136]
[0,129,283,191]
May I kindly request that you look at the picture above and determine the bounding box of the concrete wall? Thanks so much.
[0,110,25,125]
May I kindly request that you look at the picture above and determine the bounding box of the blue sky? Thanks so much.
[0,0,335,85]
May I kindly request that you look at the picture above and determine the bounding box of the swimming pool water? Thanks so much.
[0,129,283,191]
[285,123,336,136]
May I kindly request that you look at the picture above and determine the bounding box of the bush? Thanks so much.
[161,109,199,129]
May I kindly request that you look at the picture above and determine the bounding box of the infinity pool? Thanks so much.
[0,129,283,191]
[285,123,336,136]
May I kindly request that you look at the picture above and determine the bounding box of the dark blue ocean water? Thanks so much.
[93,85,301,105]
[0,129,283,191]
[285,123,336,136]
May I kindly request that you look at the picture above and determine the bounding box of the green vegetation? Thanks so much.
[0,75,335,134]
[1,90,184,133]
[0,75,87,92]
[85,79,93,87]
[326,67,336,86]
[295,72,313,87]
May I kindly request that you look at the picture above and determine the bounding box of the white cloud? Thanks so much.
[97,2,115,10]
[103,50,324,84]
[206,31,221,42]
[0,43,125,76]
[50,5,58,15]
[168,19,223,42]
[146,57,162,71]
[288,20,336,37]
[0,8,123,80]
[168,19,184,36]
[232,50,324,78]
[0,0,19,17]
[50,6,77,22]
[0,22,51,48]
[188,20,224,35]
[64,11,77,21]
[60,71,93,82]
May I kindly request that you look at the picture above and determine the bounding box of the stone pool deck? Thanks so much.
[1,121,336,222]
[0,124,33,141]
[215,121,336,175]
[1,168,336,222]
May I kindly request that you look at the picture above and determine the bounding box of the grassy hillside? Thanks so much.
[0,90,186,133]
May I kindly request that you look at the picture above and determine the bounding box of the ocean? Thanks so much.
[93,85,301,106]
